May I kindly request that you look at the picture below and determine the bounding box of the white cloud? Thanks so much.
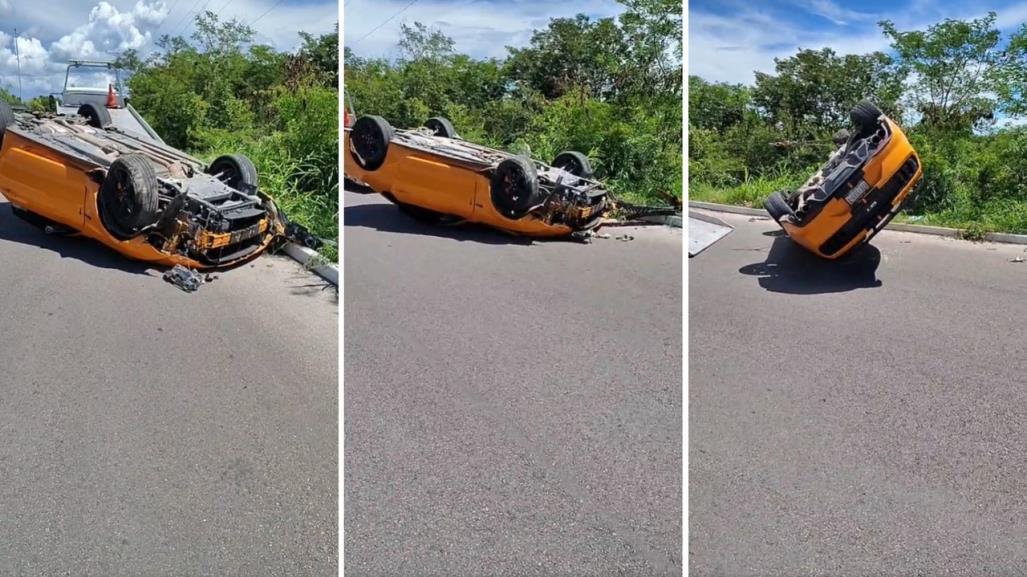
[795,0,876,26]
[0,0,336,98]
[50,1,169,61]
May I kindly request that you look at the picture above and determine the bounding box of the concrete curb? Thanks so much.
[639,214,682,228]
[282,242,339,286]
[688,200,1027,246]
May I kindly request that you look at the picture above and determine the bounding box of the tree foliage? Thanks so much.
[125,13,339,255]
[691,13,1027,233]
[346,0,682,202]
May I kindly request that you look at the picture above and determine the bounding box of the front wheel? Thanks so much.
[490,156,541,219]
[99,154,160,238]
[350,115,394,171]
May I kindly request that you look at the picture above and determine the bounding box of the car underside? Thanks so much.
[344,115,615,236]
[763,101,923,259]
[0,103,314,268]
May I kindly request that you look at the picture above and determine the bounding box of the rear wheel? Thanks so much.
[99,154,159,237]
[552,151,594,179]
[490,156,541,219]
[350,115,393,171]
[424,117,457,138]
[207,154,259,191]
[850,101,883,138]
[764,190,797,224]
[78,102,112,129]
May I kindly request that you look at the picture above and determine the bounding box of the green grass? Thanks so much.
[689,174,803,208]
[193,129,338,262]
[691,176,1027,240]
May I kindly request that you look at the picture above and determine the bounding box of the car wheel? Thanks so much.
[424,117,457,139]
[351,115,394,171]
[78,102,112,129]
[490,156,541,219]
[99,154,159,237]
[764,190,797,224]
[552,151,594,179]
[208,153,259,192]
[850,101,883,138]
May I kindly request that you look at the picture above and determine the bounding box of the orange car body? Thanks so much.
[343,128,602,237]
[0,121,283,269]
[767,116,922,259]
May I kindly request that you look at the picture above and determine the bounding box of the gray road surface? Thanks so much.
[0,197,338,575]
[691,210,1027,575]
[344,189,683,576]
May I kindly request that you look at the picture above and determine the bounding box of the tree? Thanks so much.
[688,76,750,132]
[505,15,626,101]
[398,22,455,62]
[299,24,339,87]
[0,87,20,106]
[752,47,905,133]
[881,13,1014,131]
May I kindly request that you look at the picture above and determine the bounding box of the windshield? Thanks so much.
[65,66,122,92]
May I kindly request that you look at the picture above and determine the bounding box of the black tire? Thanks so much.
[78,102,112,129]
[552,150,594,179]
[850,101,883,138]
[764,190,797,224]
[490,156,541,219]
[99,154,159,237]
[424,117,457,138]
[207,153,259,191]
[0,101,14,148]
[350,115,393,171]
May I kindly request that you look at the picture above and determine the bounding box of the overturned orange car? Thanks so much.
[0,101,313,268]
[343,115,608,237]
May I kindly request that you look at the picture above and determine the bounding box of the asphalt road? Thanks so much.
[344,189,683,576]
[690,210,1027,575]
[0,197,338,575]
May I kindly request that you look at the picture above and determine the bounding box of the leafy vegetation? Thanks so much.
[690,12,1027,236]
[123,13,339,260]
[344,0,682,205]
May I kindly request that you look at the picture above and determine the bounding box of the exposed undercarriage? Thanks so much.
[6,114,305,266]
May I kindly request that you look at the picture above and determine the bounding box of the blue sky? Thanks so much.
[343,0,626,60]
[0,0,337,97]
[690,0,1027,84]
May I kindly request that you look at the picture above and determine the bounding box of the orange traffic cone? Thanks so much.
[106,83,117,108]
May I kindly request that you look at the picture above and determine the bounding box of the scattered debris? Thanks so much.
[163,265,205,292]
[907,215,925,223]
[617,234,634,241]
[594,233,612,239]
[1010,256,1024,263]
[748,217,769,222]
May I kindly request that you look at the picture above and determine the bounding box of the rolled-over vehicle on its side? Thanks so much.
[763,101,923,259]
[0,101,303,268]
[343,114,608,237]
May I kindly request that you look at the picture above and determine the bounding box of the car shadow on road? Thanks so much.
[0,205,156,276]
[344,202,541,246]
[739,236,882,294]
